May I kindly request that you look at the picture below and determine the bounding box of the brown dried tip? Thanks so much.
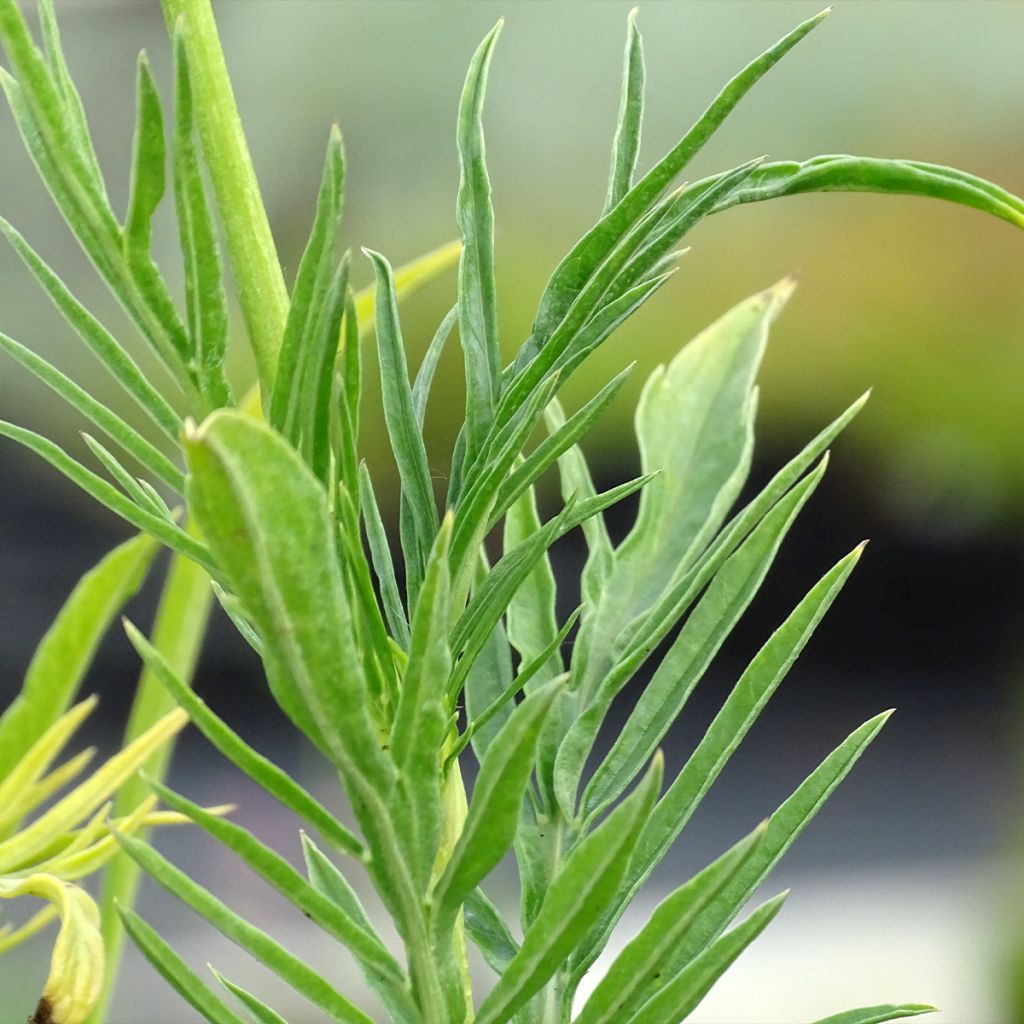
[30,998,54,1024]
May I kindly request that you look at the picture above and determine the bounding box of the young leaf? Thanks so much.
[364,247,439,604]
[456,21,503,472]
[270,127,345,434]
[812,1005,937,1024]
[114,831,375,1024]
[623,892,787,1024]
[210,971,288,1024]
[0,534,157,780]
[574,827,763,1024]
[357,463,411,650]
[604,8,645,215]
[413,303,458,429]
[464,887,520,975]
[124,619,366,861]
[474,755,663,1024]
[527,8,827,352]
[431,677,563,929]
[172,27,231,408]
[118,906,246,1024]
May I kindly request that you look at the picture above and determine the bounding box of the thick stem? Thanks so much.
[87,548,213,1024]
[160,0,289,399]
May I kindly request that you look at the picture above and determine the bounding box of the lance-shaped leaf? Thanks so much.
[464,887,520,975]
[576,280,792,700]
[431,676,563,929]
[604,8,645,215]
[456,21,503,473]
[0,534,157,780]
[172,27,231,408]
[0,331,184,491]
[114,831,374,1024]
[211,971,287,1024]
[812,1005,937,1024]
[578,454,829,819]
[624,546,865,900]
[82,434,174,521]
[575,826,763,1024]
[184,410,391,786]
[413,303,458,428]
[474,755,663,1024]
[271,127,345,436]
[525,8,827,354]
[364,247,439,604]
[125,621,363,859]
[576,712,892,987]
[709,154,1024,229]
[623,892,787,1024]
[118,906,245,1024]
[389,517,452,893]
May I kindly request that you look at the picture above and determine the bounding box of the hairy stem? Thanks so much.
[160,0,289,399]
[87,546,213,1023]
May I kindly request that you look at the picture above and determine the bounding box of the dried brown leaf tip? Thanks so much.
[30,997,54,1024]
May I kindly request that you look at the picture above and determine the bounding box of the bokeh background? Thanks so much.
[1,0,1023,1020]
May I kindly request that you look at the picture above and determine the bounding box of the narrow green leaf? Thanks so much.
[0,534,157,780]
[624,892,787,1024]
[82,433,173,519]
[210,971,288,1024]
[528,8,828,351]
[125,53,166,265]
[580,455,828,818]
[577,280,792,700]
[413,303,458,429]
[587,712,892,986]
[364,247,439,604]
[124,619,365,859]
[270,127,345,439]
[0,331,184,491]
[36,0,106,194]
[172,27,231,407]
[456,20,503,471]
[711,154,1024,229]
[211,582,263,654]
[114,831,375,1024]
[335,289,362,502]
[357,463,411,650]
[491,364,633,526]
[432,677,563,929]
[504,483,561,687]
[390,517,452,893]
[635,544,865,885]
[463,579,515,760]
[465,887,520,975]
[812,1004,938,1024]
[575,827,762,1024]
[149,781,407,990]
[0,420,213,572]
[475,756,663,1024]
[118,905,246,1024]
[0,216,182,441]
[604,8,645,215]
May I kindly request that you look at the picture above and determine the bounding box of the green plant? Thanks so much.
[0,2,1020,1022]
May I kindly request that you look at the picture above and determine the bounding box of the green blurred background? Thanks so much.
[1,1,1022,1020]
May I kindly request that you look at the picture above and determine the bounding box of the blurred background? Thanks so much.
[1,0,1023,1020]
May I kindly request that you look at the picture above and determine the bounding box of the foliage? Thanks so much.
[0,1,1020,1022]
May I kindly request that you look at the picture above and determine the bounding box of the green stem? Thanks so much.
[160,0,289,399]
[87,548,213,1024]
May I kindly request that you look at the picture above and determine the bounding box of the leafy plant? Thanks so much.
[0,2,1020,1023]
